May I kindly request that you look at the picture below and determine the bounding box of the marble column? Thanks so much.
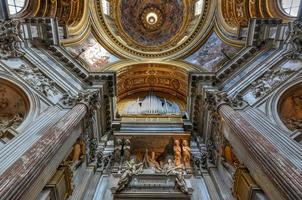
[218,104,302,200]
[0,103,88,200]
[0,0,9,20]
[297,0,302,21]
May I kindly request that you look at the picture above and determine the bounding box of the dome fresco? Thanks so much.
[119,0,185,47]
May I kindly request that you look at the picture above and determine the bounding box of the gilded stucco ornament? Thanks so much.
[0,19,24,59]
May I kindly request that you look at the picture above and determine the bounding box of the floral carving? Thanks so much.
[13,65,59,97]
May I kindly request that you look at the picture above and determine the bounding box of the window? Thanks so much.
[281,0,301,17]
[7,0,26,15]
[195,0,204,16]
[102,0,110,15]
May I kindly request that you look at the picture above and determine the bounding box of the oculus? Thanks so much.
[141,7,163,31]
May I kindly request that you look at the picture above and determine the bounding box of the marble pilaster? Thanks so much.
[0,0,9,20]
[0,103,88,200]
[218,104,302,200]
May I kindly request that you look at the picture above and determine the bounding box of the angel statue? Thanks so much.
[115,159,143,193]
[164,159,188,194]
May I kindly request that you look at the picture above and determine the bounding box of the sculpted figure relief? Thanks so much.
[164,159,188,194]
[143,149,162,172]
[123,139,131,161]
[114,138,123,164]
[174,139,182,167]
[182,140,191,168]
[116,159,143,193]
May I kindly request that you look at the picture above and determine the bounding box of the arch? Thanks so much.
[0,73,40,132]
[268,77,302,135]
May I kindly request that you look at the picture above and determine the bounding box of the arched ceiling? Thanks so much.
[116,63,188,103]
[17,0,298,63]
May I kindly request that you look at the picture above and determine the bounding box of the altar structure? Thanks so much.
[0,0,302,200]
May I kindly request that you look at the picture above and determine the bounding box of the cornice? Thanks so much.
[101,59,206,72]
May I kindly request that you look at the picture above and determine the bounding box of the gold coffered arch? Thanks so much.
[116,63,189,103]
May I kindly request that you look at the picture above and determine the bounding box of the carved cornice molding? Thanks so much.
[0,20,24,59]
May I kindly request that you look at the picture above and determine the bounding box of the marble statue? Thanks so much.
[143,149,162,172]
[164,159,188,194]
[123,139,131,161]
[114,138,123,163]
[182,140,191,168]
[174,139,182,167]
[72,143,82,162]
[116,159,143,192]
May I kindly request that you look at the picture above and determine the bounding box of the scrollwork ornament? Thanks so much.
[0,19,24,59]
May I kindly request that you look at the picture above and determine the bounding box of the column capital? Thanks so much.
[61,90,101,113]
[205,91,246,113]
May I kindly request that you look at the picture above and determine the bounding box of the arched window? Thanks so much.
[280,0,301,17]
[7,0,26,15]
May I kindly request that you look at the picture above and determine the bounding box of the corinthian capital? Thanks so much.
[206,91,246,112]
[61,90,101,111]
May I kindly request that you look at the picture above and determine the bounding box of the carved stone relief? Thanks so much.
[251,67,295,98]
[288,20,302,58]
[13,64,59,97]
[0,20,23,59]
